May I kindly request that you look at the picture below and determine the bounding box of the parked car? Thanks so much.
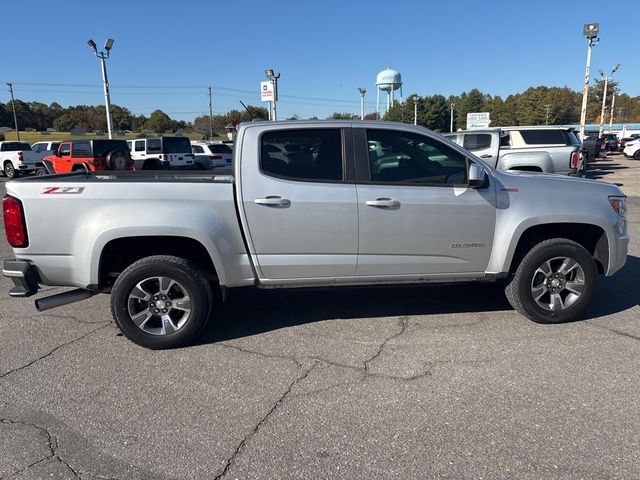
[619,137,637,151]
[2,120,628,349]
[623,139,640,160]
[444,126,581,174]
[190,141,232,169]
[126,137,194,170]
[0,141,45,178]
[40,140,132,174]
[31,141,61,155]
[602,133,619,152]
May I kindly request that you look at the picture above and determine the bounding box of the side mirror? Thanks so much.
[468,163,485,188]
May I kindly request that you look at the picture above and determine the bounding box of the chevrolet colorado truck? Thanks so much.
[2,121,629,349]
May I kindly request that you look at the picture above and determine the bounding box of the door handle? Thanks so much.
[365,198,401,209]
[480,154,493,158]
[254,196,291,207]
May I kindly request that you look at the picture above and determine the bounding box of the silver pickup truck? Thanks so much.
[444,126,581,175]
[2,121,629,349]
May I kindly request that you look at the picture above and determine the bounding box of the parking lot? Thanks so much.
[1,155,639,479]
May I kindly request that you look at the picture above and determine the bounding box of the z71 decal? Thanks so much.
[42,187,86,195]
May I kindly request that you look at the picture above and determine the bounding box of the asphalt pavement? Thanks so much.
[1,155,639,479]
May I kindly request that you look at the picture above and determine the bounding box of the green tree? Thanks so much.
[145,109,173,133]
[329,112,359,119]
[455,89,489,129]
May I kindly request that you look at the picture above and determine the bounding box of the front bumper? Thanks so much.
[2,259,39,297]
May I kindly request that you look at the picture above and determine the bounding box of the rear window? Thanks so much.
[162,137,192,154]
[462,133,492,151]
[92,140,129,157]
[207,144,232,154]
[1,142,31,151]
[520,130,566,145]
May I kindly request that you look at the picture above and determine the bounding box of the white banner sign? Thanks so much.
[467,112,491,129]
[260,81,275,102]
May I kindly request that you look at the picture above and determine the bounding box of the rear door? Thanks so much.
[70,141,92,169]
[240,126,358,280]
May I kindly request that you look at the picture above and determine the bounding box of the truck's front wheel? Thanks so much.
[504,238,597,324]
[111,255,213,349]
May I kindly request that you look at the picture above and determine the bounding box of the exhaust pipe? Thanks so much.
[35,289,96,312]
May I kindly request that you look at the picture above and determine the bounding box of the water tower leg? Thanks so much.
[376,88,380,120]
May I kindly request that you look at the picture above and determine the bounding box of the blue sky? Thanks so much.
[2,0,637,121]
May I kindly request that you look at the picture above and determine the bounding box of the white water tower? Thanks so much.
[376,68,402,118]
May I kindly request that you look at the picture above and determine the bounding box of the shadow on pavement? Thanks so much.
[197,255,640,344]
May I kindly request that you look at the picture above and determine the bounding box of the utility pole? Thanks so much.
[6,82,20,141]
[413,96,418,125]
[544,104,552,125]
[450,103,455,133]
[208,86,214,140]
[579,23,599,141]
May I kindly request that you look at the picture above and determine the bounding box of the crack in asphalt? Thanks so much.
[363,316,408,374]
[0,324,110,380]
[213,362,317,480]
[590,323,640,342]
[0,417,81,479]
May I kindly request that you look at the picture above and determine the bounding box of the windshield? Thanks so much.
[162,137,192,154]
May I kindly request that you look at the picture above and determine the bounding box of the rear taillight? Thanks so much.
[570,151,580,169]
[18,151,23,161]
[3,195,28,248]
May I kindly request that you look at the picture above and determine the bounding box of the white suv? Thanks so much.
[623,139,640,160]
[190,141,232,169]
[126,137,194,170]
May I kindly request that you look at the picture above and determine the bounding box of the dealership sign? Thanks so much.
[260,81,275,102]
[467,112,491,129]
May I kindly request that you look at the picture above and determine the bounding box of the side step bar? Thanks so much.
[35,289,96,312]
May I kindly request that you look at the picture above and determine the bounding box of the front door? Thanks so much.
[355,128,497,277]
[240,127,358,280]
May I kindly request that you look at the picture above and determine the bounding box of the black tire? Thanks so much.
[3,162,18,179]
[504,238,597,324]
[633,150,640,161]
[106,150,129,170]
[110,255,213,349]
[35,167,48,176]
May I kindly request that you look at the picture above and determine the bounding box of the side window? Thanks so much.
[32,143,44,152]
[192,145,204,153]
[71,142,91,157]
[135,140,145,152]
[51,142,60,152]
[59,143,71,156]
[146,139,161,153]
[260,129,343,182]
[367,130,467,186]
[462,134,492,151]
[520,129,565,145]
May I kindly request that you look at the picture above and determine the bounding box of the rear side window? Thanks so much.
[520,130,566,145]
[1,142,31,151]
[192,145,204,153]
[261,129,343,181]
[71,141,91,157]
[147,139,161,153]
[462,134,492,151]
[162,137,192,154]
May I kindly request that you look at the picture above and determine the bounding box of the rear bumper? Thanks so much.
[2,259,39,297]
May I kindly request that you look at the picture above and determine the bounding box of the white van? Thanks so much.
[126,137,195,170]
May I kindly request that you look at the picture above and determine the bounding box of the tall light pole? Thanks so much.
[265,69,280,121]
[544,104,552,125]
[87,38,115,139]
[450,103,455,132]
[208,86,214,140]
[6,82,20,141]
[598,64,620,136]
[608,90,616,134]
[413,96,418,125]
[358,88,366,120]
[579,23,599,141]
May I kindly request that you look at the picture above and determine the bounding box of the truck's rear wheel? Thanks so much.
[111,255,213,349]
[504,238,597,324]
[3,162,18,179]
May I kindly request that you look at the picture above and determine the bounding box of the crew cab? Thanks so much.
[126,137,194,170]
[3,121,629,349]
[0,141,45,179]
[40,140,132,174]
[444,126,581,175]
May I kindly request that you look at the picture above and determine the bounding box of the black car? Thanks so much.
[602,133,619,152]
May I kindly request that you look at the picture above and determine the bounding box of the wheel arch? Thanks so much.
[506,223,608,275]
